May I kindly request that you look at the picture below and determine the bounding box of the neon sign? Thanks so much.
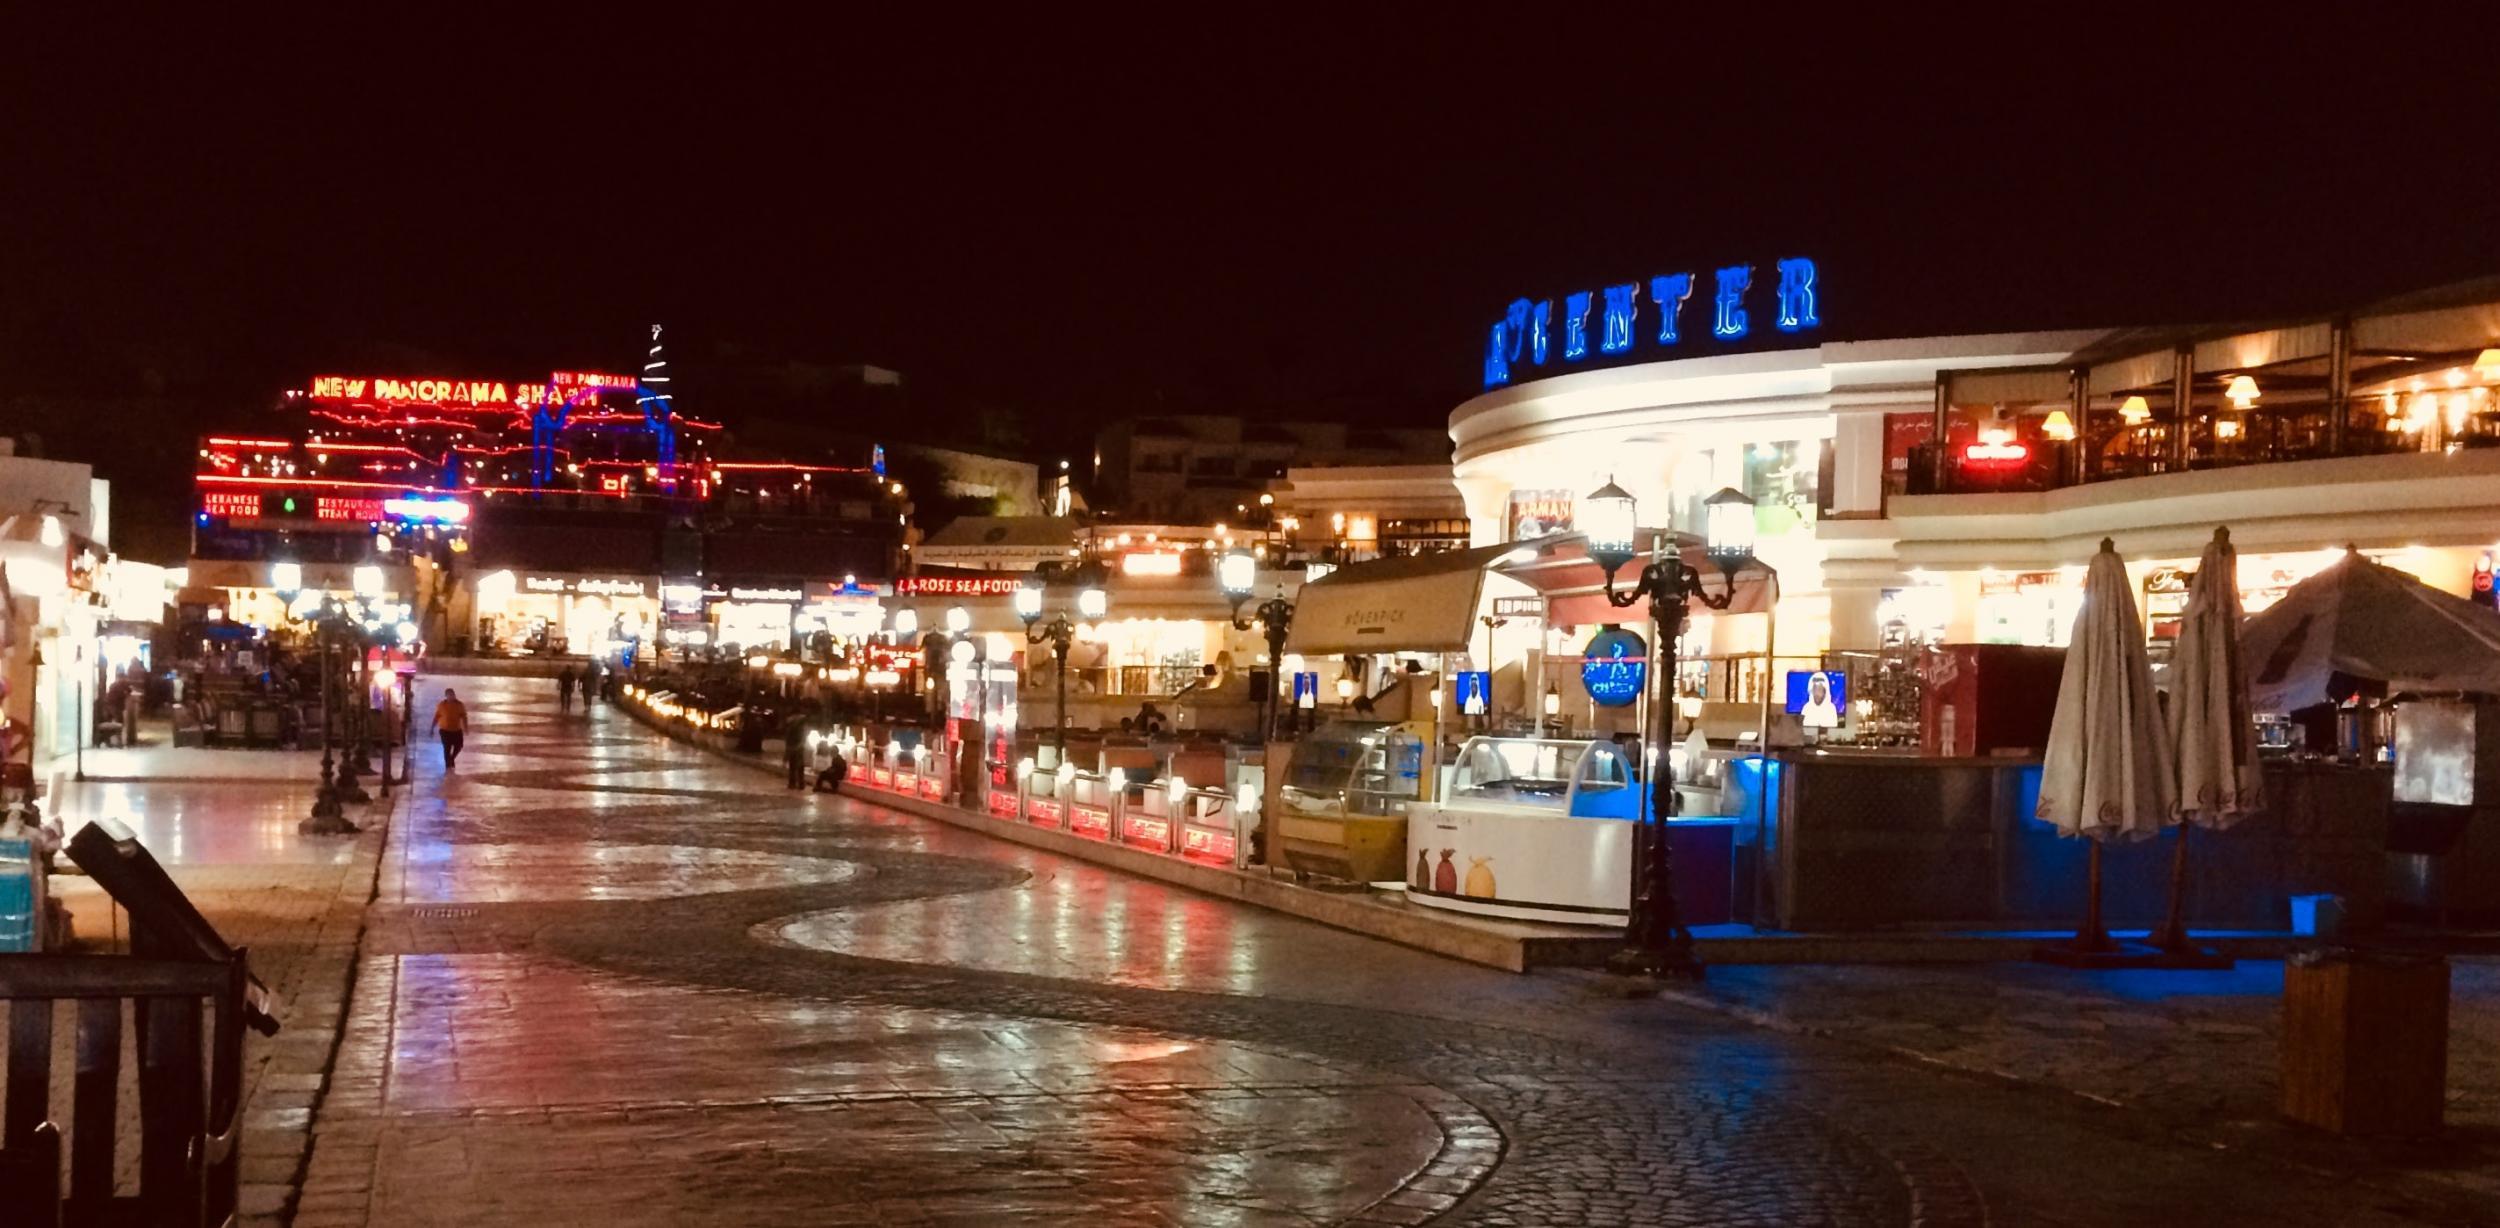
[1960,441,2030,463]
[201,491,262,518]
[1484,256,1819,389]
[1580,626,1649,708]
[897,575,1025,596]
[316,496,385,522]
[382,496,471,523]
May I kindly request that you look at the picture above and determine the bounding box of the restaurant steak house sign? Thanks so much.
[1483,257,1819,389]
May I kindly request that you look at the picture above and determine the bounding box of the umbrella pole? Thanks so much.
[2154,822,2192,951]
[2080,839,2113,953]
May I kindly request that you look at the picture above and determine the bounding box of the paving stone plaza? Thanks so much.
[34,676,2496,1226]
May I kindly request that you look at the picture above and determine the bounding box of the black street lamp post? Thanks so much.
[1220,551,1294,742]
[1016,572,1107,761]
[1584,480,1758,981]
[285,590,365,840]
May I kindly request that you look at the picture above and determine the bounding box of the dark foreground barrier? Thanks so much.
[0,820,277,1227]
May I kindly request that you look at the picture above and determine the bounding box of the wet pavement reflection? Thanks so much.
[314,678,1472,1227]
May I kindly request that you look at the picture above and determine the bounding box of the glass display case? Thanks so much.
[1274,720,1427,884]
[1448,736,1639,819]
[1279,721,1425,818]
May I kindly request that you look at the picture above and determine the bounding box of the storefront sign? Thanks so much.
[897,574,1025,596]
[1120,553,1183,576]
[1960,439,2029,464]
[1492,596,1544,619]
[201,491,261,518]
[307,372,637,407]
[383,496,470,524]
[1483,257,1819,388]
[1579,626,1648,707]
[316,496,384,522]
[727,585,802,603]
[1507,490,1575,539]
[520,575,650,598]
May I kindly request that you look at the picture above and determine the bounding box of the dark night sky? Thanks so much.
[5,19,2498,556]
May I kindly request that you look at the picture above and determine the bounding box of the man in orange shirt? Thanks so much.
[431,688,470,770]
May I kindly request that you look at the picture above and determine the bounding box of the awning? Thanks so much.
[2352,301,2500,356]
[1284,542,1515,656]
[2193,321,2334,373]
[1943,366,2071,406]
[1491,532,1778,630]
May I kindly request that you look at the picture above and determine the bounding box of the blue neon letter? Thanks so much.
[1484,322,1510,388]
[1527,300,1552,366]
[1599,283,1640,355]
[1503,299,1533,363]
[1562,291,1593,361]
[1650,273,1693,344]
[1713,265,1752,339]
[1775,257,1819,332]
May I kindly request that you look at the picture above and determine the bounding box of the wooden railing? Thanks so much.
[0,823,277,1228]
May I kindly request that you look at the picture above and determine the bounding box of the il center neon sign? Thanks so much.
[1483,257,1819,389]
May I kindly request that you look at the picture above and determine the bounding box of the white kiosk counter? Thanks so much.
[1403,736,1643,924]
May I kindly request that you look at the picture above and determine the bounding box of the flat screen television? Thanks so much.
[1783,669,1847,728]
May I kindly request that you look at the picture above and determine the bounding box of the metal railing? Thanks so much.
[821,735,1257,870]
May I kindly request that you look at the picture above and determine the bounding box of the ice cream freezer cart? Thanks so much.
[1402,735,1733,926]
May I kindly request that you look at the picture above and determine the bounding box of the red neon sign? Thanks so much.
[202,491,262,518]
[316,496,386,522]
[1960,441,2029,463]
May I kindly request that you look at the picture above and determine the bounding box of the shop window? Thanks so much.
[1741,440,1820,535]
[1975,571,2077,648]
[2084,390,2178,481]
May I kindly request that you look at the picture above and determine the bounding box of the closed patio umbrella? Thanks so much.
[2152,527,2261,957]
[2038,539,2176,956]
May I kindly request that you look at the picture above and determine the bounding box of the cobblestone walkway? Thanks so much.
[287,679,2488,1226]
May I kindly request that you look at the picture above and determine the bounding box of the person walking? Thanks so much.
[557,666,577,713]
[432,688,470,770]
[783,705,813,789]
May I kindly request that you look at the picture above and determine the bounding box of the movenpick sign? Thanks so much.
[1482,257,1820,389]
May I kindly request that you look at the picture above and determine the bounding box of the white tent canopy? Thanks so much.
[2241,550,2500,711]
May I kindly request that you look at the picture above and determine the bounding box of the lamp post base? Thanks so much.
[1603,945,1706,982]
[335,761,373,804]
[299,787,360,835]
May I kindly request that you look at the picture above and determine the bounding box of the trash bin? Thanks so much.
[2281,947,2449,1136]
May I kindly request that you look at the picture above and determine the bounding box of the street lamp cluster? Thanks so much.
[1015,569,1107,759]
[1582,479,1758,980]
[275,582,412,835]
[1219,550,1294,741]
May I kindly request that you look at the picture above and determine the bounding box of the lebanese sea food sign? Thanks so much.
[1580,626,1648,708]
[1483,257,1819,389]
